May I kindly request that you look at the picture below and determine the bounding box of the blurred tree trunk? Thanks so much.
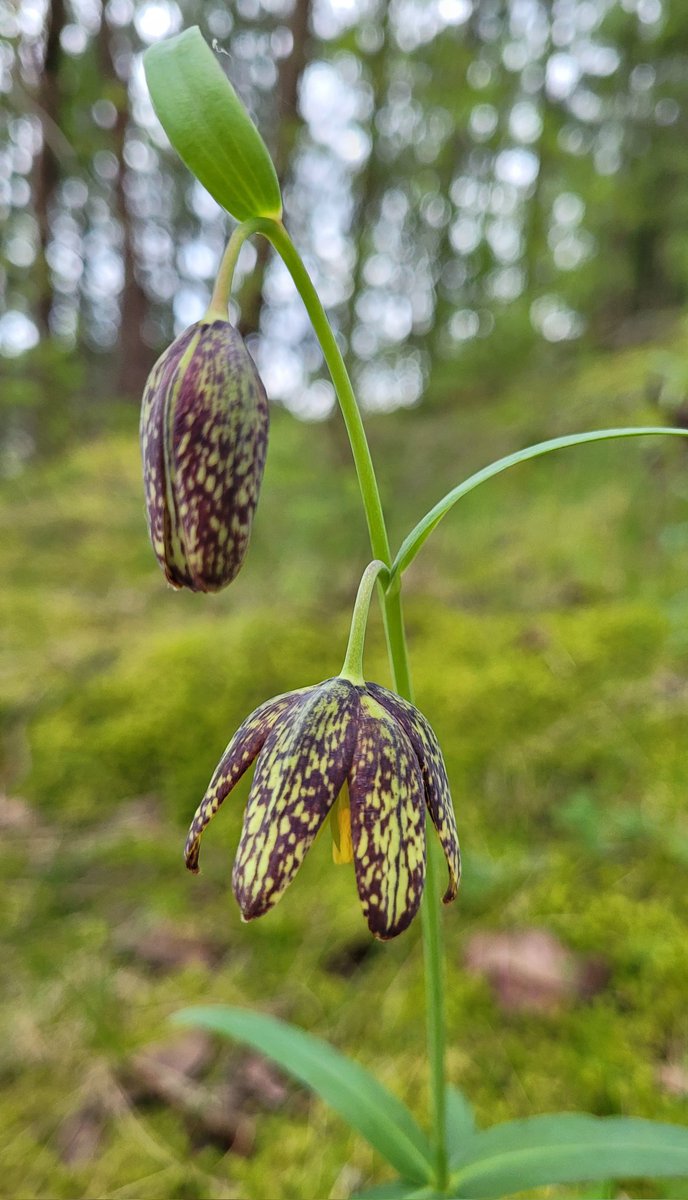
[99,6,152,398]
[522,6,553,299]
[423,6,480,380]
[112,102,152,397]
[320,7,393,469]
[344,7,392,352]
[237,0,312,337]
[34,0,65,337]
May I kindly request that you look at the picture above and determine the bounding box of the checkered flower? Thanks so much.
[140,319,268,592]
[185,677,460,940]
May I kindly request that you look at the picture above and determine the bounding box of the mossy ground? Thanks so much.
[2,330,688,1198]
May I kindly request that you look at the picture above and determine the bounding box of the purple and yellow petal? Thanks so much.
[185,674,458,940]
[368,684,460,904]
[184,689,306,873]
[168,322,269,592]
[232,679,359,919]
[348,693,426,940]
[140,324,199,587]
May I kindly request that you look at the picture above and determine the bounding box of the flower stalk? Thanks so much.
[340,559,389,684]
[205,217,266,321]
[224,219,392,568]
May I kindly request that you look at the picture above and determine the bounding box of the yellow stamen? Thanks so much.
[331,788,354,864]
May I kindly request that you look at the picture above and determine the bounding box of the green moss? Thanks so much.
[4,334,688,1196]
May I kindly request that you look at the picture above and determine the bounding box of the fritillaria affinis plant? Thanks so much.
[139,27,688,1198]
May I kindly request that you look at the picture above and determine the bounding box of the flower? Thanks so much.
[140,319,268,592]
[185,677,460,939]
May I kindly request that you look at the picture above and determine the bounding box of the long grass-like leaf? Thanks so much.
[174,1005,434,1184]
[450,1113,688,1197]
[445,1085,476,1168]
[391,427,688,580]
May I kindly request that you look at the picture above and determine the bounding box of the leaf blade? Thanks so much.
[174,1005,434,1184]
[353,1183,441,1199]
[391,427,688,581]
[144,27,281,222]
[353,1185,417,1200]
[450,1113,688,1197]
[445,1085,476,1168]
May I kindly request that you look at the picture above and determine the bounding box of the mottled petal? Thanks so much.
[232,679,359,920]
[348,693,426,940]
[367,684,460,904]
[140,325,199,588]
[168,322,269,592]
[185,689,307,872]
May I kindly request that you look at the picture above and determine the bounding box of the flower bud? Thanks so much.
[140,320,269,592]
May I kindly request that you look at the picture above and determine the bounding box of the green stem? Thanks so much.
[245,215,449,1190]
[205,218,265,320]
[421,838,448,1190]
[383,585,448,1192]
[341,561,389,684]
[249,218,391,565]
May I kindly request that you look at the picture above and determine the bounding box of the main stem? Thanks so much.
[383,582,448,1192]
[258,219,391,564]
[235,218,448,1188]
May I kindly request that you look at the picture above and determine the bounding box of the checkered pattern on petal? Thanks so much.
[348,692,426,940]
[368,683,460,904]
[184,689,308,872]
[168,322,269,592]
[140,325,199,588]
[232,679,359,920]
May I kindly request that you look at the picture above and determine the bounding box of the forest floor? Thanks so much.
[2,325,688,1199]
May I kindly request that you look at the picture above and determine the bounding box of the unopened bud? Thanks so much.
[140,320,268,592]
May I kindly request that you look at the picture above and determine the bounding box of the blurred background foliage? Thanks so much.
[3,1,688,1198]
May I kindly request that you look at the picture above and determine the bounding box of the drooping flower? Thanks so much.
[140,319,268,592]
[185,677,460,939]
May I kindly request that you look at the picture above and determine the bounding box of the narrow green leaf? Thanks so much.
[353,1184,418,1200]
[446,1086,476,1168]
[174,1005,434,1185]
[353,1182,441,1199]
[391,427,688,581]
[144,27,281,222]
[573,1184,615,1199]
[450,1113,688,1197]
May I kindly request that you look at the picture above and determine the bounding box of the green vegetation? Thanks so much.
[2,329,688,1198]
